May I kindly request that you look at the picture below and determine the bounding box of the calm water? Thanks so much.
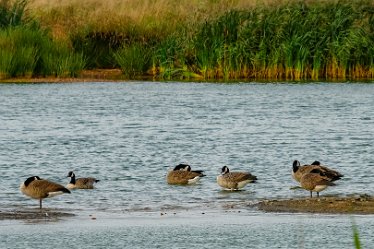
[0,81,373,248]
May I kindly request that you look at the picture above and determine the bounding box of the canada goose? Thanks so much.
[166,163,206,185]
[20,176,71,209]
[66,171,99,189]
[292,160,343,183]
[300,168,336,198]
[217,166,257,190]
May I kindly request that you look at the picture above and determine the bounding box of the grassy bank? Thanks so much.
[2,0,374,81]
[0,0,86,79]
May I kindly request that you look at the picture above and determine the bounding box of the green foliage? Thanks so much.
[113,43,152,78]
[70,30,123,69]
[0,0,29,28]
[2,0,374,80]
[0,27,39,78]
[186,0,374,80]
[39,41,86,77]
[352,221,361,249]
[70,22,161,70]
[0,0,86,79]
[0,27,86,79]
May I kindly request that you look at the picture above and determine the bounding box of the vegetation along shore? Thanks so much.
[1,0,374,81]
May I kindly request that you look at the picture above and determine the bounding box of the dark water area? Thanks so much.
[0,81,373,248]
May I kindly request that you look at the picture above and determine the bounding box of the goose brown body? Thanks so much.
[166,164,205,185]
[292,160,343,183]
[300,169,336,197]
[217,166,257,190]
[66,171,99,189]
[20,176,71,209]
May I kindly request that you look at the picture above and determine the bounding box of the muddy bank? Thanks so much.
[0,69,155,83]
[0,209,75,221]
[254,194,374,214]
[1,195,373,221]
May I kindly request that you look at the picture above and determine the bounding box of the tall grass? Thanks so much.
[113,43,152,78]
[352,220,362,249]
[3,0,374,80]
[0,0,28,28]
[0,26,86,79]
[188,1,374,80]
[38,40,86,77]
[0,27,39,78]
[0,0,86,79]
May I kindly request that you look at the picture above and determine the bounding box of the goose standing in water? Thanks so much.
[292,160,343,183]
[20,176,71,209]
[217,166,257,190]
[66,171,100,189]
[166,163,206,185]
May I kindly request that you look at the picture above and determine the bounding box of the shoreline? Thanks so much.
[1,69,374,84]
[0,69,127,84]
[2,195,373,221]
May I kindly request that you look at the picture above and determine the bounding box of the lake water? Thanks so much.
[0,81,373,248]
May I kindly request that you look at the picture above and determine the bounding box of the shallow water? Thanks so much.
[1,211,373,249]
[0,81,373,248]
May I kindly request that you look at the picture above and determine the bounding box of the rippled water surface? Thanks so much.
[1,81,373,248]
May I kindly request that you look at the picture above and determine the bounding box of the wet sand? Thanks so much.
[0,209,75,221]
[254,194,374,214]
[2,195,374,221]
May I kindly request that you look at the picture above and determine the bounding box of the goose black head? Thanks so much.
[173,163,190,171]
[292,160,300,173]
[184,165,192,171]
[24,176,41,187]
[67,171,75,178]
[221,166,230,174]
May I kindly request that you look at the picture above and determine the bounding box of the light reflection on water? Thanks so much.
[0,82,373,248]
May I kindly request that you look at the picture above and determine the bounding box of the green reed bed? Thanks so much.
[110,1,374,80]
[113,43,152,78]
[0,26,86,79]
[0,0,85,79]
[187,1,374,81]
[0,0,28,28]
[2,0,374,80]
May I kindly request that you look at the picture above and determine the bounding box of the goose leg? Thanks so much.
[310,191,312,198]
[317,192,320,198]
[39,199,42,209]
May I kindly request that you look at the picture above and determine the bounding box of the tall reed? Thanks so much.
[113,43,152,78]
[0,0,86,79]
[38,40,86,77]
[0,0,29,28]
[3,0,374,80]
[0,27,39,78]
[187,0,374,80]
[352,220,362,249]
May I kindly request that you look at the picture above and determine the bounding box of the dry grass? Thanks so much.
[27,0,290,39]
[5,0,372,80]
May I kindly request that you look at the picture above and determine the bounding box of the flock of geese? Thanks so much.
[167,160,343,198]
[20,160,343,209]
[20,171,100,209]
